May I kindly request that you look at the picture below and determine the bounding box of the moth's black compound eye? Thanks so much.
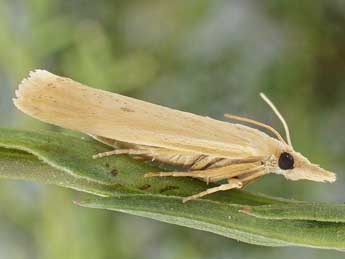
[278,152,294,170]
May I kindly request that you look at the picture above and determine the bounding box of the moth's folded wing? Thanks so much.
[14,70,280,159]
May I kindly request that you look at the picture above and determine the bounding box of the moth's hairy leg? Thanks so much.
[207,165,265,183]
[238,156,272,187]
[145,163,265,202]
[239,169,267,187]
[182,178,243,203]
[89,135,122,148]
[93,149,148,159]
[144,171,207,178]
[92,144,206,167]
[143,165,233,180]
[144,163,264,183]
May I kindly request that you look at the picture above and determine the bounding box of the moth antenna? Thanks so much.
[259,93,293,148]
[224,114,287,145]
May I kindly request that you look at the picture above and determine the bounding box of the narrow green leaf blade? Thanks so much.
[0,147,122,196]
[0,128,118,184]
[0,128,288,205]
[240,203,345,222]
[2,128,345,250]
[78,195,345,250]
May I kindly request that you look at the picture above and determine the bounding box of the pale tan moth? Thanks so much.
[14,70,336,202]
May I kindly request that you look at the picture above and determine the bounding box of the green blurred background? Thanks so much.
[0,0,344,258]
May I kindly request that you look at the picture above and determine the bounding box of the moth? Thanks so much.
[14,70,336,202]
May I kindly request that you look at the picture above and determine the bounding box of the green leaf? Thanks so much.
[0,128,286,205]
[78,194,345,249]
[239,203,345,222]
[0,128,118,183]
[1,127,345,250]
[0,147,121,196]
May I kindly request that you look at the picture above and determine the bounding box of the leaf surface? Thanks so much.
[1,128,345,250]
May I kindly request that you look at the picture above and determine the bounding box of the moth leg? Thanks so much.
[143,165,235,180]
[208,165,265,183]
[144,163,264,184]
[144,171,207,178]
[93,149,148,159]
[238,169,267,187]
[182,178,243,203]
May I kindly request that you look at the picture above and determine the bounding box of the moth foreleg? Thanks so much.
[238,169,267,187]
[92,144,201,167]
[144,163,264,183]
[144,171,207,178]
[182,178,243,203]
[93,149,148,159]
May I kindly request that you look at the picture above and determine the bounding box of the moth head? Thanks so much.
[257,93,336,183]
[275,149,336,183]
